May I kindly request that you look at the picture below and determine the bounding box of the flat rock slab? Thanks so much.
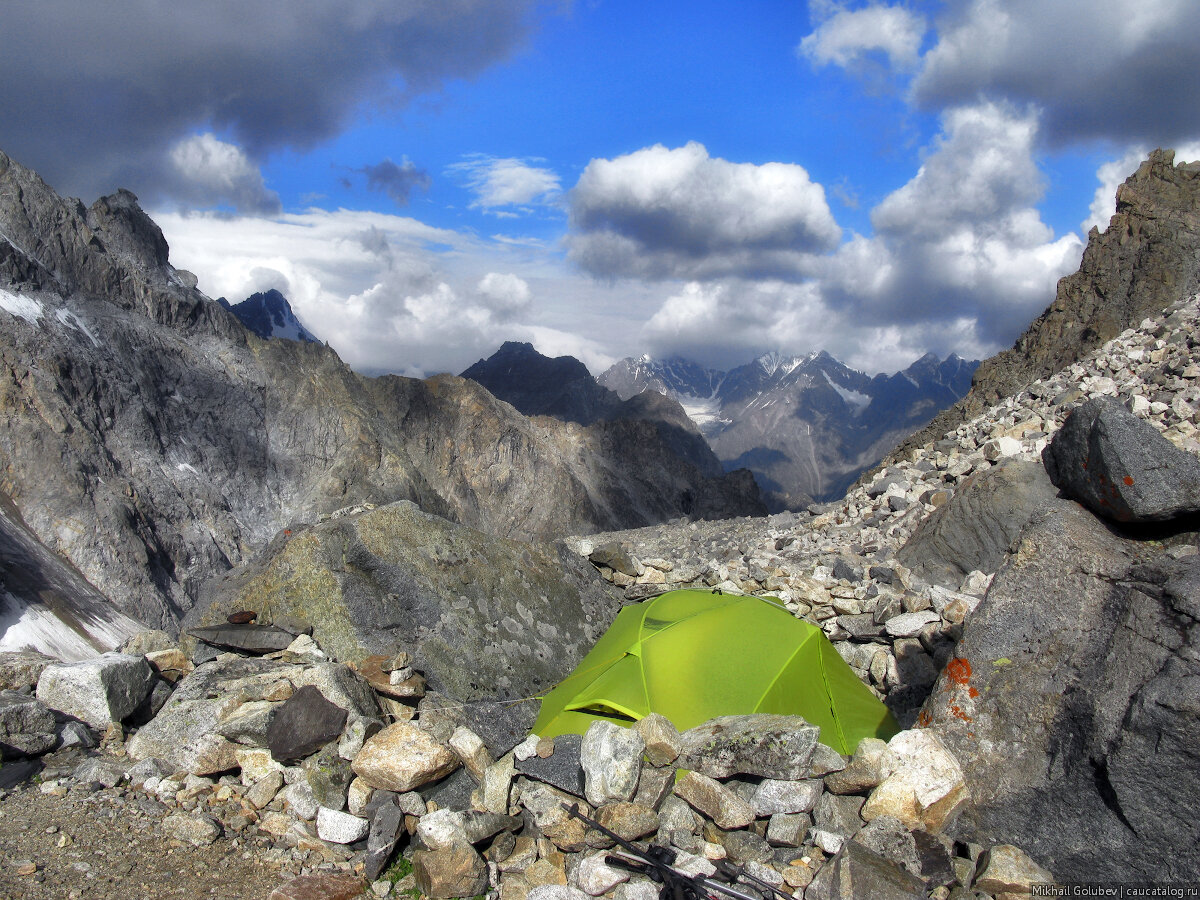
[680,714,820,780]
[0,690,56,757]
[1043,396,1200,522]
[187,624,296,654]
[515,732,585,795]
[267,684,348,762]
[806,839,927,900]
[269,873,368,900]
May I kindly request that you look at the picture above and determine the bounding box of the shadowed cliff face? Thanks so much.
[0,148,763,633]
[890,149,1200,464]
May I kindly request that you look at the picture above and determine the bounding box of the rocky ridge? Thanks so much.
[0,148,762,642]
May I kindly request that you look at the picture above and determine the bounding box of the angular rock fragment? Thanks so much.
[680,714,819,780]
[267,684,348,763]
[36,653,154,728]
[581,719,644,805]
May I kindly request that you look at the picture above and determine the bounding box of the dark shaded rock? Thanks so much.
[421,766,477,813]
[814,792,866,837]
[364,796,405,881]
[1043,397,1200,522]
[806,840,928,900]
[267,684,349,763]
[0,690,56,757]
[832,559,861,583]
[515,732,585,796]
[837,614,885,641]
[922,499,1200,881]
[898,459,1059,586]
[589,542,642,577]
[188,624,296,654]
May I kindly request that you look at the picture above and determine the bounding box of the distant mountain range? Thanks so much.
[600,350,978,509]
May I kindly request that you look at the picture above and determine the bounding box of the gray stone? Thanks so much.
[805,840,927,900]
[127,655,378,775]
[674,771,756,830]
[0,651,55,691]
[751,778,823,815]
[267,684,348,763]
[922,499,1200,880]
[576,853,630,896]
[35,653,154,728]
[581,720,644,806]
[316,806,370,844]
[187,624,297,654]
[824,738,894,795]
[898,459,1059,587]
[514,732,584,796]
[246,770,284,809]
[680,715,819,780]
[364,796,405,881]
[517,778,592,852]
[714,828,773,865]
[1043,396,1200,522]
[460,810,521,845]
[814,792,865,837]
[765,812,810,847]
[633,712,682,766]
[72,757,126,788]
[0,690,56,757]
[589,542,643,578]
[161,812,221,846]
[303,742,354,811]
[883,611,941,638]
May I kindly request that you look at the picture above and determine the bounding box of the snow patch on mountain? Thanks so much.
[0,288,43,323]
[822,370,870,413]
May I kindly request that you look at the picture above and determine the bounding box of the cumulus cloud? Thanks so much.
[826,101,1083,343]
[357,158,431,207]
[476,272,532,317]
[447,156,562,210]
[633,102,1083,371]
[911,0,1200,146]
[165,134,281,215]
[0,1,538,204]
[567,142,841,280]
[799,2,927,71]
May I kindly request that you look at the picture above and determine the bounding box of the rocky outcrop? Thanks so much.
[0,148,761,637]
[921,500,1200,881]
[892,148,1200,463]
[189,500,623,747]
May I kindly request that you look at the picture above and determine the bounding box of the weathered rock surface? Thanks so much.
[266,684,349,763]
[191,500,621,745]
[680,715,819,780]
[0,690,57,757]
[922,499,1199,880]
[1043,396,1200,521]
[350,721,459,793]
[898,459,1059,586]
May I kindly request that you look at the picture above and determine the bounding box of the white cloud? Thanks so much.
[477,272,532,317]
[829,101,1083,343]
[447,155,561,210]
[799,3,927,71]
[166,134,281,214]
[1083,142,1200,233]
[567,141,841,280]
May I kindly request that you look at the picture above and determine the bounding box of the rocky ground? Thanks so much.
[4,293,1200,896]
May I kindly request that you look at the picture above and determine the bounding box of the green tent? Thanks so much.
[532,589,899,755]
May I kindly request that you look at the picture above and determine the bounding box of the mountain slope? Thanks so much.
[0,148,761,634]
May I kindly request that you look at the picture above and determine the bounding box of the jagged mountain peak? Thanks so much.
[224,289,320,343]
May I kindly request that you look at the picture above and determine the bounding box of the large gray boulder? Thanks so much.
[35,652,155,728]
[190,501,621,749]
[922,498,1200,880]
[1042,396,1200,522]
[897,459,1059,586]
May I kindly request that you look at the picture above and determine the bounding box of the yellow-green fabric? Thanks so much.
[532,589,899,755]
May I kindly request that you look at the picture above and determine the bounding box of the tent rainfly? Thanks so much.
[532,589,899,755]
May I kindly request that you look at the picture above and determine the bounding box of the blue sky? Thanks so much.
[2,1,1198,377]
